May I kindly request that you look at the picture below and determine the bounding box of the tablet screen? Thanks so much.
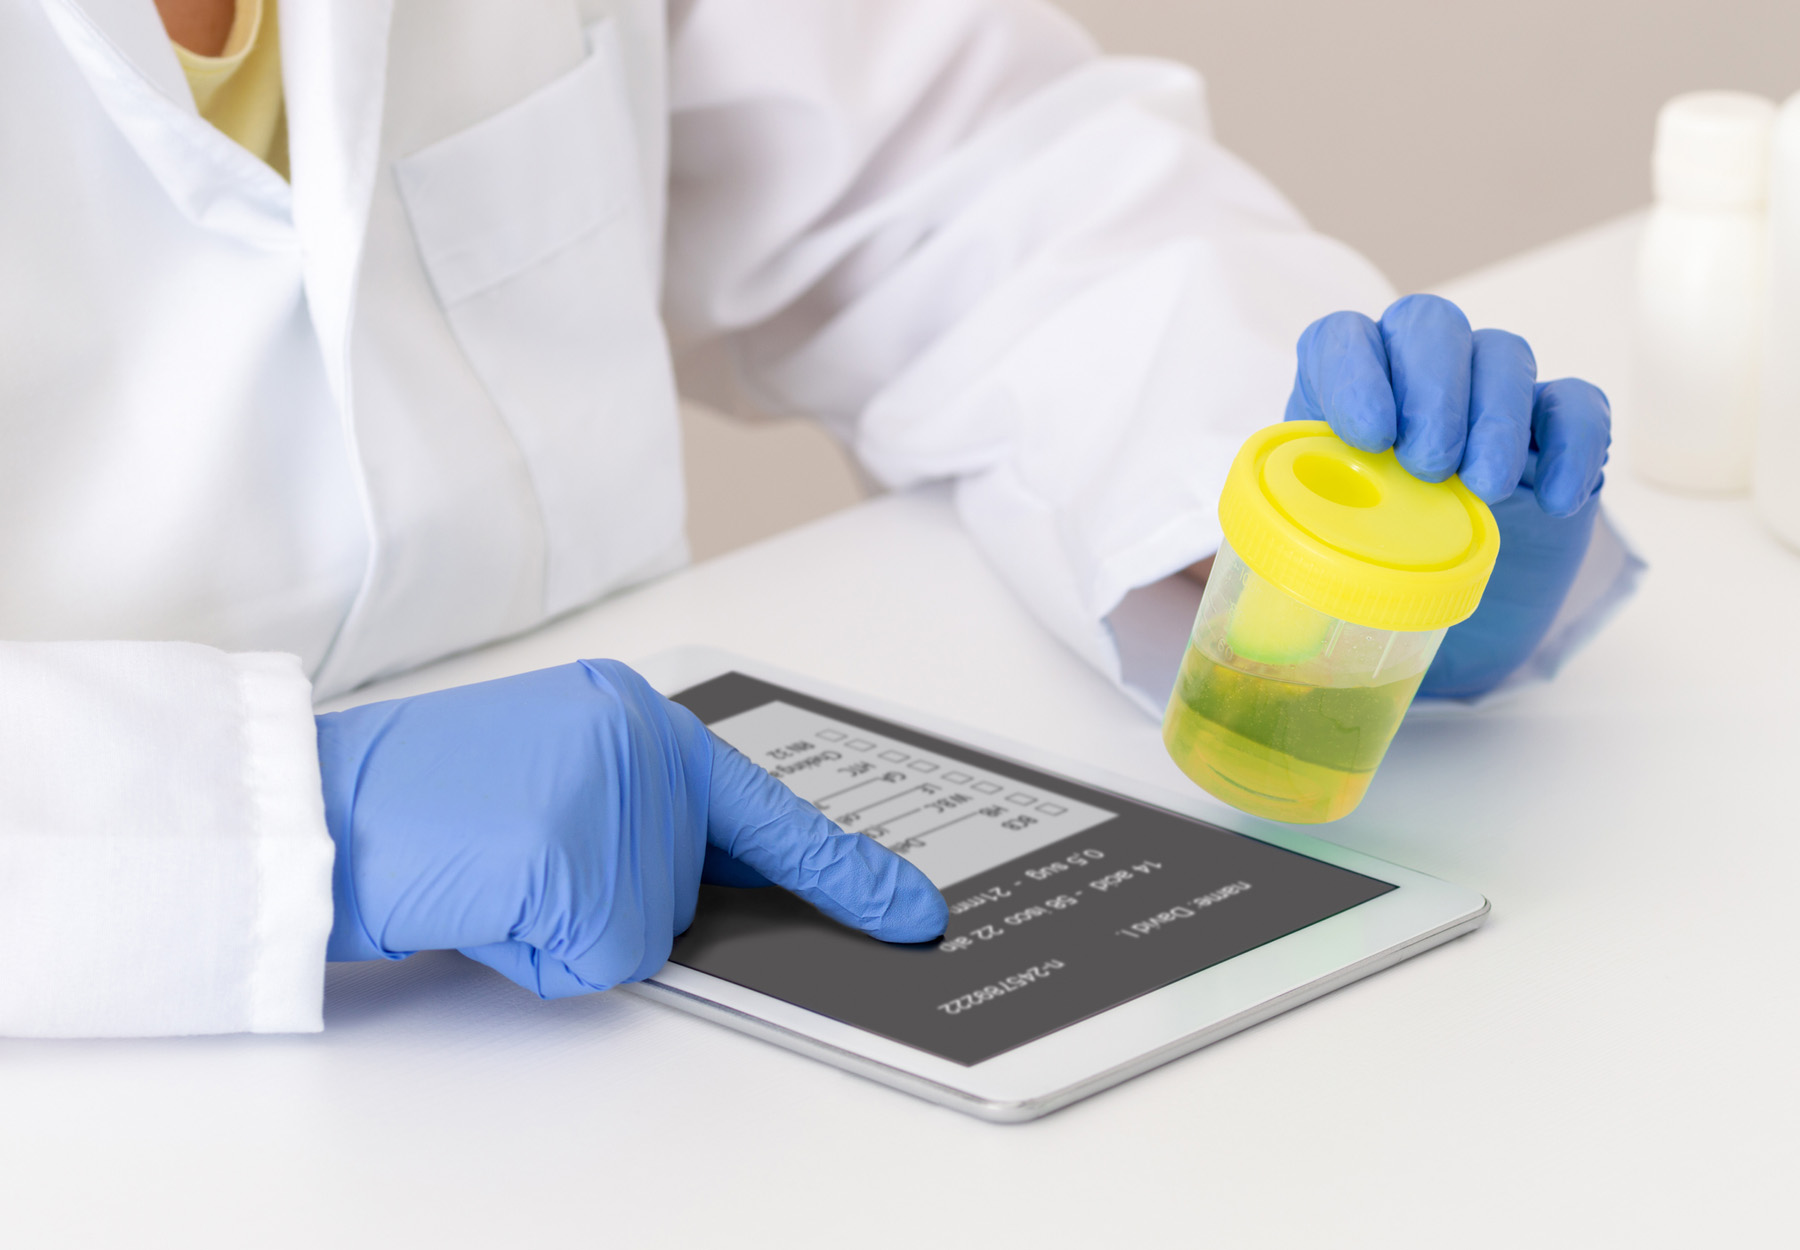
[671,673,1394,1066]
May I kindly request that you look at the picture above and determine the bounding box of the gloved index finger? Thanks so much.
[1285,310,1398,453]
[703,732,949,943]
[1380,294,1473,482]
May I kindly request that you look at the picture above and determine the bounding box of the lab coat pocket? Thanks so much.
[394,20,683,618]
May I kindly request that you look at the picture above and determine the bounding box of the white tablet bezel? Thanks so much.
[629,646,1488,1122]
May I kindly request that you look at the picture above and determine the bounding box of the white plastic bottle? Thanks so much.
[1629,91,1777,494]
[1756,92,1800,549]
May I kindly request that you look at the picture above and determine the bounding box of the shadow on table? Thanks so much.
[323,949,636,1038]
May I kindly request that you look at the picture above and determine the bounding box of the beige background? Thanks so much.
[682,1,1800,559]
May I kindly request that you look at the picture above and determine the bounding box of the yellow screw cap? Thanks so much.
[1218,421,1501,632]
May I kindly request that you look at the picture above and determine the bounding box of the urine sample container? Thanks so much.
[1163,421,1500,823]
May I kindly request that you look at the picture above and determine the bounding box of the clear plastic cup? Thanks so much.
[1162,539,1447,823]
[1161,420,1499,824]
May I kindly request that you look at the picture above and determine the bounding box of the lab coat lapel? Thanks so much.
[281,0,396,404]
[38,0,293,237]
[39,0,191,110]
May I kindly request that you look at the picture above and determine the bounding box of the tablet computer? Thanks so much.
[631,647,1487,1122]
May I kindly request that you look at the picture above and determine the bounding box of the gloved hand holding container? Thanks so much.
[1163,421,1500,823]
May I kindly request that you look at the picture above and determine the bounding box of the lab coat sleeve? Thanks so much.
[0,642,334,1038]
[663,0,1396,694]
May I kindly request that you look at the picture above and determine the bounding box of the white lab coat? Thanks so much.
[0,0,1633,1037]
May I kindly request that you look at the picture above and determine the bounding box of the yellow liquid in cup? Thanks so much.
[1161,643,1423,823]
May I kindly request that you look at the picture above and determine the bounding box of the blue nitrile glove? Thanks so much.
[1284,294,1611,698]
[316,660,949,997]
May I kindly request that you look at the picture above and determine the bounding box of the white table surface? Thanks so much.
[7,215,1796,1248]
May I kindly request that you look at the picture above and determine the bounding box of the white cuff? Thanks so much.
[1107,565,1206,717]
[0,642,333,1037]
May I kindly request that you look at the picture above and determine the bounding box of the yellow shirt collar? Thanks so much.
[172,0,287,177]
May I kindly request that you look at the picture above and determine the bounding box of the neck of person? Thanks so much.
[155,0,238,57]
